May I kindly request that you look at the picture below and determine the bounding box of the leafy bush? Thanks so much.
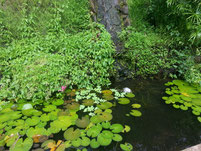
[0,0,90,44]
[119,27,170,77]
[0,24,115,101]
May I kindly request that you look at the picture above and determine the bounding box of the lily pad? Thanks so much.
[82,99,94,106]
[102,90,112,95]
[66,103,80,110]
[76,116,90,128]
[52,99,64,106]
[113,134,123,142]
[72,138,81,147]
[120,142,133,151]
[81,137,90,147]
[97,102,113,110]
[64,128,81,141]
[125,93,135,98]
[102,94,114,101]
[25,116,40,126]
[87,124,102,138]
[90,139,100,149]
[43,105,56,112]
[10,138,33,151]
[132,104,141,108]
[97,133,112,146]
[101,122,111,129]
[110,124,124,133]
[130,110,142,117]
[118,98,130,105]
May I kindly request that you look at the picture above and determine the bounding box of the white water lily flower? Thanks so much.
[123,87,132,93]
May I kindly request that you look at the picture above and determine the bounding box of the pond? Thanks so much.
[0,79,201,151]
[111,79,201,151]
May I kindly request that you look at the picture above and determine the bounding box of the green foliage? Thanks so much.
[119,27,170,77]
[0,0,90,44]
[0,24,115,101]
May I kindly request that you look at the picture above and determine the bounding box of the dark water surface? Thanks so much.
[111,79,201,151]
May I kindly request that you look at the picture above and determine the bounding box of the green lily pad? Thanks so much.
[66,103,80,110]
[52,99,64,106]
[132,104,141,108]
[90,139,100,149]
[197,117,201,122]
[102,94,114,101]
[97,133,112,146]
[41,140,56,149]
[192,110,200,116]
[40,114,50,122]
[101,122,111,129]
[87,124,102,138]
[82,99,94,106]
[81,137,90,147]
[173,104,180,109]
[180,105,188,110]
[26,127,47,138]
[76,116,90,128]
[43,105,56,112]
[120,143,133,151]
[110,124,124,133]
[118,98,130,105]
[99,112,113,122]
[130,110,142,117]
[10,138,33,151]
[72,138,81,148]
[25,116,40,126]
[125,93,135,98]
[101,130,113,139]
[113,134,123,142]
[97,102,113,110]
[64,128,81,141]
[102,90,113,95]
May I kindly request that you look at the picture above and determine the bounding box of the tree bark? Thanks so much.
[89,0,130,51]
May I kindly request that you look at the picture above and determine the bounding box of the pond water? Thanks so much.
[111,79,201,151]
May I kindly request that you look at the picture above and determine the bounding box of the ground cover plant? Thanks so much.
[0,88,140,151]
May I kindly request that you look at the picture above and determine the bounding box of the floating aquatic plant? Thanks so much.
[125,93,135,98]
[90,138,100,149]
[120,142,133,151]
[52,99,64,106]
[132,104,141,109]
[163,80,201,122]
[130,110,142,117]
[64,128,81,141]
[43,105,57,112]
[118,98,130,105]
[110,124,124,133]
[97,102,113,110]
[82,99,94,106]
[113,134,123,142]
[75,116,90,128]
[10,138,33,151]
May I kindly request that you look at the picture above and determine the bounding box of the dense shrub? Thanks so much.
[0,0,90,45]
[119,27,170,77]
[0,24,115,101]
